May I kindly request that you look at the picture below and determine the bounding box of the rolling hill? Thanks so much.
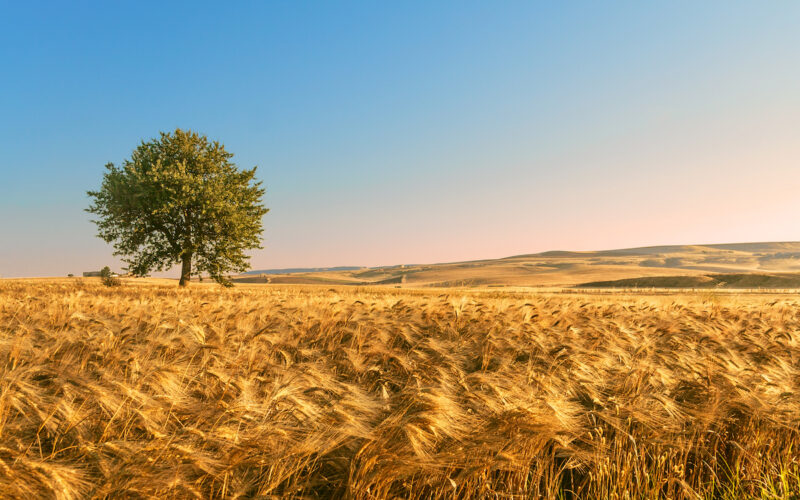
[236,241,800,288]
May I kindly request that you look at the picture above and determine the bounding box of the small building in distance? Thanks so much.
[84,269,122,277]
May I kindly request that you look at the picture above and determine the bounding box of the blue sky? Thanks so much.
[2,2,800,277]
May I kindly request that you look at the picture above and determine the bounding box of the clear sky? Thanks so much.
[2,2,800,277]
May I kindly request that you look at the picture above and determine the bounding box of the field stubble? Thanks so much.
[0,281,798,498]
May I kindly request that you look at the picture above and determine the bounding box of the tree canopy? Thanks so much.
[87,129,268,286]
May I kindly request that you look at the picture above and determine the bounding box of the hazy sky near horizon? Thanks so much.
[2,2,800,277]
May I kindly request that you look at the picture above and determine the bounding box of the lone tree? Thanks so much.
[87,129,268,286]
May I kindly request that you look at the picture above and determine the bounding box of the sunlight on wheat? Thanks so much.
[0,281,797,498]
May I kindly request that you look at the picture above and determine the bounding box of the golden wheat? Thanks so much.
[0,280,797,499]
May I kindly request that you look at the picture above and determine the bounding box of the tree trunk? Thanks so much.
[179,253,192,287]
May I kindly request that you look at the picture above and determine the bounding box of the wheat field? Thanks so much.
[0,280,798,499]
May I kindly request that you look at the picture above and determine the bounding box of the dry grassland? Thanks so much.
[237,242,800,288]
[0,280,798,498]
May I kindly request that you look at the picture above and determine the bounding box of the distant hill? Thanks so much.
[245,266,364,275]
[235,241,800,288]
[576,273,800,289]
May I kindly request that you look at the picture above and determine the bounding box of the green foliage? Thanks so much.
[87,129,268,286]
[99,266,121,287]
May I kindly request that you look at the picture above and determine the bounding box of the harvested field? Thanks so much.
[0,280,798,498]
[576,273,800,289]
